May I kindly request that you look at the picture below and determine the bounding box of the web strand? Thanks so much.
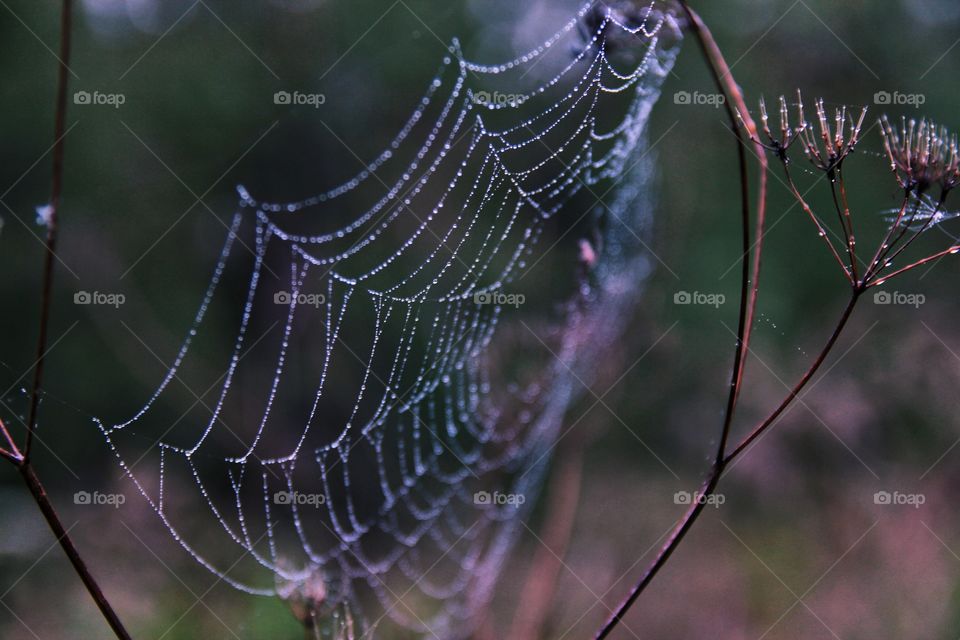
[95,3,681,637]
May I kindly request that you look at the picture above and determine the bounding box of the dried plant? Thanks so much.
[747,93,960,291]
[598,3,960,638]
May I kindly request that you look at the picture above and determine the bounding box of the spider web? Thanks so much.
[94,3,681,637]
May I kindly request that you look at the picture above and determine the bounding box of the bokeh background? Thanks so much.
[2,0,960,638]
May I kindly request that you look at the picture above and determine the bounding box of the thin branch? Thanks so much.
[870,245,960,287]
[0,416,21,463]
[782,162,853,282]
[25,0,73,462]
[673,0,769,468]
[0,416,22,458]
[865,192,912,280]
[3,2,134,638]
[594,471,718,640]
[829,168,857,281]
[868,193,927,281]
[18,463,133,640]
[595,290,863,639]
[595,2,769,635]
[723,291,860,462]
[872,196,947,280]
[837,168,858,270]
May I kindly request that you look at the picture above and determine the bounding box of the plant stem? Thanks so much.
[679,3,769,465]
[865,192,911,281]
[594,471,718,640]
[596,3,769,636]
[19,462,133,640]
[871,195,947,282]
[836,169,858,280]
[829,175,857,281]
[0,418,20,463]
[5,2,133,638]
[870,245,960,287]
[25,0,73,463]
[781,162,853,283]
[723,291,860,462]
[595,291,861,639]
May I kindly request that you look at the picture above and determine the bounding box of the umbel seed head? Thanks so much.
[757,95,797,153]
[746,91,866,172]
[880,115,960,196]
[797,95,867,176]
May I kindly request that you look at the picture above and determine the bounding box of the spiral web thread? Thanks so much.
[95,3,680,637]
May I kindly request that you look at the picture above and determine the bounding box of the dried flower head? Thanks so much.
[754,93,801,158]
[880,116,960,196]
[740,91,960,289]
[797,96,867,176]
[744,91,866,173]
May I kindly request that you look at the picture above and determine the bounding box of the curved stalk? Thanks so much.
[596,2,769,636]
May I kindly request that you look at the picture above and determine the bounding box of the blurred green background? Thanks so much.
[2,0,960,638]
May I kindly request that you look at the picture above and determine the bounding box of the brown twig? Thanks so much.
[0,417,21,462]
[723,291,861,462]
[829,169,858,281]
[781,162,853,283]
[25,0,73,463]
[1,2,133,638]
[2,417,132,639]
[19,457,133,640]
[596,287,863,640]
[871,197,947,280]
[870,244,960,287]
[836,167,858,279]
[595,291,865,639]
[865,193,912,280]
[686,3,769,462]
